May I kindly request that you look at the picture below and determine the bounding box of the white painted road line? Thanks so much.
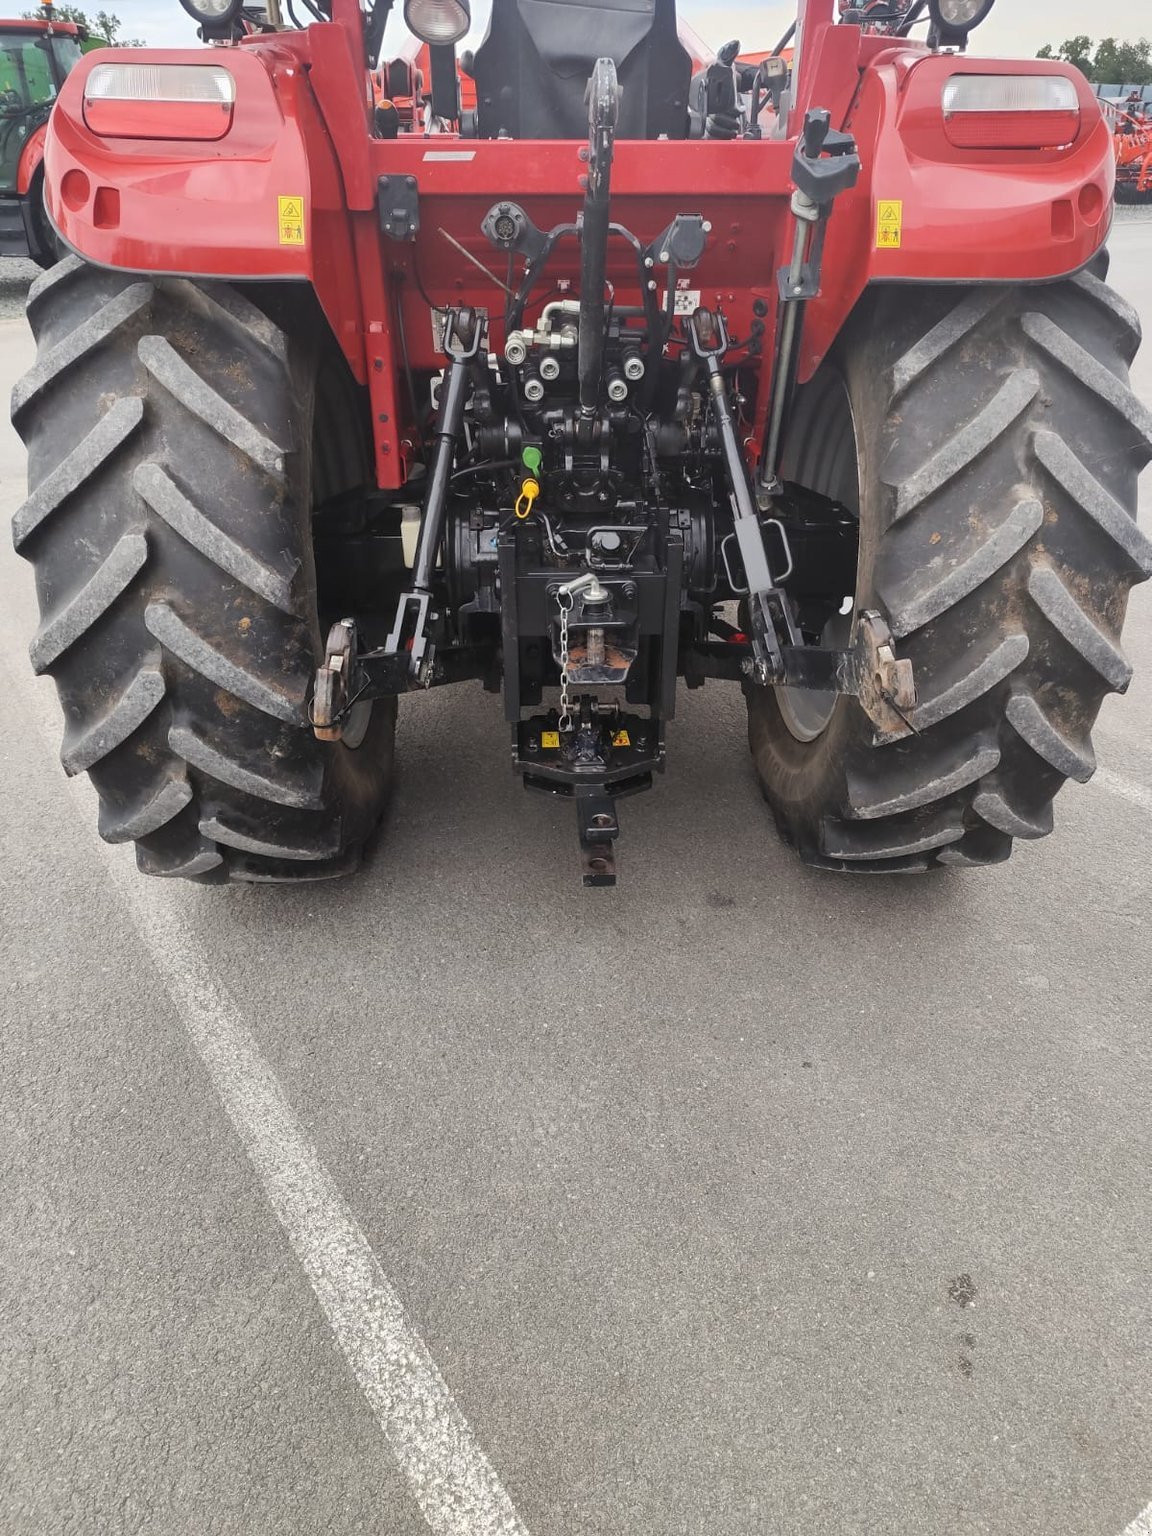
[2,627,528,1536]
[1096,766,1152,815]
[2,567,1148,1534]
[103,886,529,1536]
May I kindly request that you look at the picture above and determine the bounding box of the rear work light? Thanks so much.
[83,63,236,141]
[942,74,1081,149]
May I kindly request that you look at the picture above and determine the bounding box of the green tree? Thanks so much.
[20,6,144,45]
[1105,37,1152,85]
[1036,34,1152,85]
[1036,35,1095,79]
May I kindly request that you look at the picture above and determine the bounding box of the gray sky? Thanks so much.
[110,0,1148,61]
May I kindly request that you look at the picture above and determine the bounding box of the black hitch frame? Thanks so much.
[311,98,912,888]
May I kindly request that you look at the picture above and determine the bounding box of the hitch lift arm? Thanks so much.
[384,306,483,684]
[691,305,916,739]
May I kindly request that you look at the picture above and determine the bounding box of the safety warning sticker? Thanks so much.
[278,195,306,246]
[875,199,903,250]
[541,730,560,749]
[612,729,631,747]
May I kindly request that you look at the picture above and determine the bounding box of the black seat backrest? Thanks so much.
[471,0,692,140]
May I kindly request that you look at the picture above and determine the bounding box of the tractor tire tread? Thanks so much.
[11,262,392,882]
[750,266,1152,872]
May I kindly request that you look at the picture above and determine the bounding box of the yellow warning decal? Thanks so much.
[541,730,560,749]
[612,729,631,747]
[876,199,903,250]
[278,195,306,247]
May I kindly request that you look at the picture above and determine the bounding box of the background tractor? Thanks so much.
[0,7,91,263]
[9,0,1152,885]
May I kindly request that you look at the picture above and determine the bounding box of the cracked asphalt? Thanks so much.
[0,220,1150,1536]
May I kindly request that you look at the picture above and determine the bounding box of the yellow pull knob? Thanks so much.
[515,477,540,520]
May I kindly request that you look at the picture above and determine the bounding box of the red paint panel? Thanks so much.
[44,43,317,279]
[82,98,234,141]
[16,124,47,197]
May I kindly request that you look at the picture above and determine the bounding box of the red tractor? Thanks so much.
[0,10,85,263]
[10,0,1152,884]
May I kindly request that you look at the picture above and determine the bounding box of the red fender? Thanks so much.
[44,39,368,383]
[16,121,48,197]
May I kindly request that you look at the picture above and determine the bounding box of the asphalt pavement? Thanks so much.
[1,222,1150,1536]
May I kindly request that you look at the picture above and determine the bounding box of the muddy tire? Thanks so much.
[748,259,1152,871]
[28,170,64,268]
[10,257,395,882]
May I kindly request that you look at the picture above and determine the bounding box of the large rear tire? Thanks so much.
[748,261,1152,871]
[28,170,64,268]
[11,258,395,882]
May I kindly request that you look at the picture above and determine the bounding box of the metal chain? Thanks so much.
[557,590,573,732]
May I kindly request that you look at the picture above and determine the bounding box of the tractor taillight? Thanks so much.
[942,75,1081,149]
[83,63,236,141]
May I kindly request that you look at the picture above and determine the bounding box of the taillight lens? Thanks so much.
[942,74,1081,149]
[83,63,236,141]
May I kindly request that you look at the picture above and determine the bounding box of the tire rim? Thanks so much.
[341,698,373,750]
[776,607,853,742]
[773,363,861,745]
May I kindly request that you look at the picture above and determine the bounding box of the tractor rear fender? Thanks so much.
[40,37,367,382]
[801,50,1115,379]
[16,123,48,197]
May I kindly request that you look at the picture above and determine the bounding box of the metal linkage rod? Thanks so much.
[578,57,620,418]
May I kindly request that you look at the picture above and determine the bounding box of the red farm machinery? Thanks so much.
[1109,98,1152,203]
[0,8,88,264]
[9,0,1152,884]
